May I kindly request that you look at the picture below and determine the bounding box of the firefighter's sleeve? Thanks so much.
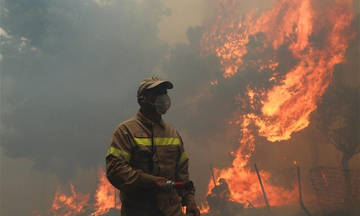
[106,126,158,193]
[175,133,196,206]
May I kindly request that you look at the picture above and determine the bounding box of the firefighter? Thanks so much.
[106,77,200,216]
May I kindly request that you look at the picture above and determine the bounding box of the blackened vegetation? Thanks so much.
[313,84,360,215]
[312,12,360,213]
[204,179,244,216]
[315,84,360,170]
[311,167,360,216]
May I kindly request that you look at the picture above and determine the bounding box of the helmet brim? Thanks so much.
[147,80,173,90]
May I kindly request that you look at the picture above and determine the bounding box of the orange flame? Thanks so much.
[210,79,219,86]
[199,202,210,214]
[202,0,354,208]
[243,0,354,142]
[44,168,120,216]
[50,184,90,216]
[321,170,329,187]
[92,167,121,216]
[210,115,297,207]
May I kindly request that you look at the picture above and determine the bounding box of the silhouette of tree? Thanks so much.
[314,83,359,212]
[315,84,360,170]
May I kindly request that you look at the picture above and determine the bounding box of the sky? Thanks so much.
[0,0,359,215]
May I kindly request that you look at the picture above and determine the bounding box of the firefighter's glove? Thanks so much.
[186,202,200,216]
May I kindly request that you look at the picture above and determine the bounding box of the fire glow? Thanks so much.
[50,184,90,216]
[201,0,354,211]
[92,167,121,216]
[35,168,120,216]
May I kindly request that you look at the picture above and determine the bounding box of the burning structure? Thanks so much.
[28,0,359,215]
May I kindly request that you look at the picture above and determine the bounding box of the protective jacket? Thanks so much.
[106,111,195,216]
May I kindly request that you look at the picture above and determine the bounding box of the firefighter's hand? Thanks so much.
[186,202,200,216]
[137,172,167,190]
[153,176,167,188]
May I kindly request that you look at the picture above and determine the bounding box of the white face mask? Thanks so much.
[152,94,171,115]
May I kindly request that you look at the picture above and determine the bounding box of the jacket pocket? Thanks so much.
[131,147,153,172]
[156,146,179,178]
[157,146,179,163]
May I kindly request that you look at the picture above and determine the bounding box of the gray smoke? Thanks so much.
[1,0,168,214]
[1,0,167,178]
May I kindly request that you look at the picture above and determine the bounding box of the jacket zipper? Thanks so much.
[150,124,154,172]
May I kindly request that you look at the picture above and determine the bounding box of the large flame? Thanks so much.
[202,0,354,208]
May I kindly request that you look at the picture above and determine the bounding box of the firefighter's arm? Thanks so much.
[175,134,197,207]
[106,126,165,192]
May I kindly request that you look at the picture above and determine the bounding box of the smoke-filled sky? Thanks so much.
[0,0,359,215]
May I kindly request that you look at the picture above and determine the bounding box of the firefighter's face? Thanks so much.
[141,87,170,115]
[144,87,168,103]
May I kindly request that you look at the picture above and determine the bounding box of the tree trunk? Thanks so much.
[342,153,353,214]
[341,153,350,170]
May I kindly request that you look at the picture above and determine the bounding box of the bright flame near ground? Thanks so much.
[202,0,354,208]
[213,115,298,207]
[34,168,120,216]
[50,184,90,216]
[199,202,210,214]
[92,167,121,216]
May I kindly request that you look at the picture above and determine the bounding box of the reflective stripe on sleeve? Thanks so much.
[106,146,131,162]
[134,137,181,146]
[178,151,188,165]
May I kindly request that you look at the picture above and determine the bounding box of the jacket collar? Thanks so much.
[136,111,165,128]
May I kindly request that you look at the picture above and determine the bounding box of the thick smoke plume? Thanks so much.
[1,0,167,178]
[1,0,167,214]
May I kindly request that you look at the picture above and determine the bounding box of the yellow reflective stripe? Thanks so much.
[106,147,131,162]
[156,137,181,146]
[134,137,181,146]
[134,138,152,146]
[178,152,188,165]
